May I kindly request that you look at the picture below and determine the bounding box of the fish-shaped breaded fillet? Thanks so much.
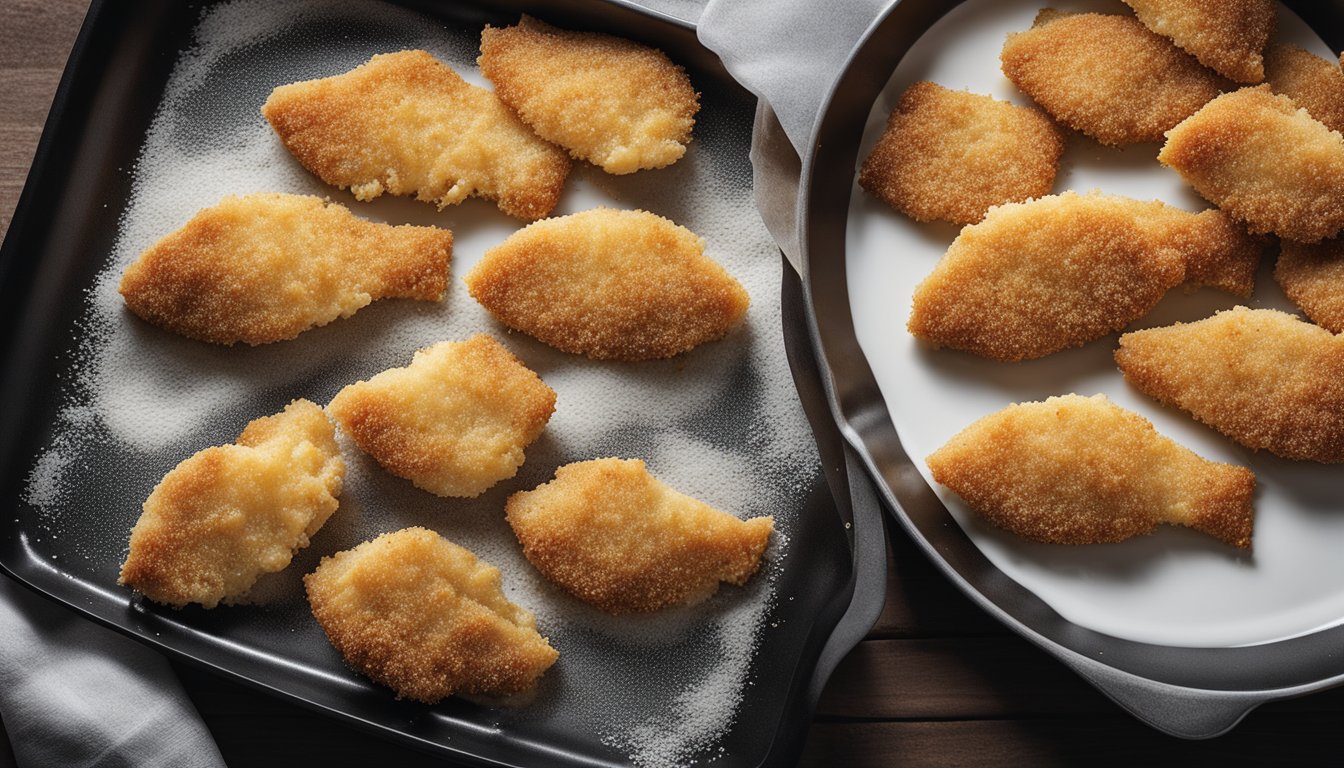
[119,400,344,608]
[1121,0,1274,84]
[1265,43,1344,135]
[118,193,451,346]
[1116,307,1344,463]
[305,527,558,703]
[1277,238,1344,333]
[927,394,1255,548]
[858,81,1064,226]
[1160,86,1344,243]
[465,208,749,361]
[908,192,1264,361]
[479,16,698,174]
[506,458,773,613]
[262,50,570,220]
[1000,11,1226,146]
[326,335,555,497]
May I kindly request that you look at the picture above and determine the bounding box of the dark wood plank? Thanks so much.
[0,0,88,69]
[871,525,1006,638]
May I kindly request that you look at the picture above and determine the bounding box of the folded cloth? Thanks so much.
[0,577,225,768]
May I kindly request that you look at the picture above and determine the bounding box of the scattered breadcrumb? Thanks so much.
[1160,86,1344,243]
[1116,306,1344,463]
[305,527,558,703]
[119,400,344,608]
[326,335,555,497]
[1122,0,1274,84]
[506,458,774,613]
[1000,11,1225,146]
[479,16,698,175]
[1276,238,1344,333]
[465,208,749,361]
[262,50,570,220]
[118,193,451,345]
[927,394,1255,548]
[1264,43,1344,135]
[858,81,1063,225]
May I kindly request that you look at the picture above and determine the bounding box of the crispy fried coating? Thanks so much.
[908,192,1259,361]
[505,458,773,613]
[1116,307,1344,463]
[327,335,555,497]
[1000,11,1226,146]
[262,50,570,220]
[1277,238,1344,332]
[1122,0,1274,83]
[1160,86,1344,243]
[858,81,1064,225]
[118,193,451,346]
[479,16,698,174]
[119,400,344,608]
[1265,43,1344,135]
[465,208,749,361]
[305,528,558,703]
[927,394,1254,548]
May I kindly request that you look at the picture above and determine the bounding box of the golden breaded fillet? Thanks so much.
[506,458,773,613]
[927,394,1255,548]
[327,335,555,497]
[119,400,344,608]
[1265,43,1344,135]
[262,50,570,220]
[465,208,749,361]
[1116,307,1344,463]
[1122,0,1274,84]
[305,528,557,703]
[908,192,1259,361]
[1160,86,1344,243]
[1000,11,1225,146]
[118,193,451,346]
[1277,238,1344,332]
[858,81,1064,225]
[479,16,698,174]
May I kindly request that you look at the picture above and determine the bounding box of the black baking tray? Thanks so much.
[0,1,887,765]
[799,0,1344,740]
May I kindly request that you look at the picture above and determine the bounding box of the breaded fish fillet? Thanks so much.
[479,16,698,174]
[506,458,773,613]
[262,50,570,220]
[1122,0,1274,83]
[119,400,344,608]
[1160,86,1344,243]
[305,528,558,703]
[1116,307,1344,463]
[858,81,1064,225]
[1265,43,1344,135]
[1277,238,1344,332]
[908,192,1263,361]
[465,208,749,361]
[927,394,1255,548]
[118,193,451,346]
[327,335,555,497]
[1000,11,1225,146]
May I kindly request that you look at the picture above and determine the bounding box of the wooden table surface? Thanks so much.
[4,1,1344,765]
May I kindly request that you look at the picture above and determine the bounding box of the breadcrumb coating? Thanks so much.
[1265,43,1344,135]
[119,400,344,608]
[858,81,1064,225]
[118,193,451,346]
[1276,238,1344,333]
[1116,306,1344,463]
[465,208,749,361]
[479,16,698,174]
[505,458,773,614]
[327,335,555,497]
[305,528,558,703]
[262,50,570,220]
[908,192,1258,361]
[1000,11,1226,146]
[927,394,1255,548]
[1122,0,1274,84]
